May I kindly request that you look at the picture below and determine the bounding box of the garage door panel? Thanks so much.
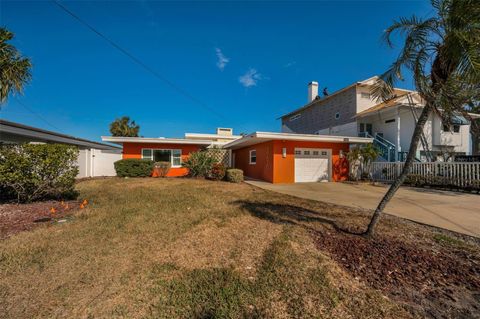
[294,148,330,183]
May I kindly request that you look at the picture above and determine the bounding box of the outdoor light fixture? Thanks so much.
[282,147,287,158]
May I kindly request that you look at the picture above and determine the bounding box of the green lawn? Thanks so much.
[1,178,477,318]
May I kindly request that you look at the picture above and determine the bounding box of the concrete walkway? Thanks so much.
[246,180,480,237]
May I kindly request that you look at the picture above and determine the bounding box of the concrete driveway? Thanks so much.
[246,181,480,237]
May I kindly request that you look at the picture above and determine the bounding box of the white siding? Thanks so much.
[316,121,357,137]
[356,87,378,113]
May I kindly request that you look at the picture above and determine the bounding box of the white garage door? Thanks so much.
[294,148,331,183]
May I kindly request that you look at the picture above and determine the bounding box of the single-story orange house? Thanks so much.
[101,128,240,177]
[224,132,371,183]
[102,129,372,183]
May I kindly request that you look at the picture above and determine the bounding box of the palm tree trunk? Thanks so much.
[362,102,433,237]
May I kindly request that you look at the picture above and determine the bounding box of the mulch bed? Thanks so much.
[0,200,83,240]
[313,230,480,318]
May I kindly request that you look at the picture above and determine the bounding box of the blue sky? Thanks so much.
[1,0,432,142]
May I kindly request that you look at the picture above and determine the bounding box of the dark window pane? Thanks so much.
[154,150,171,162]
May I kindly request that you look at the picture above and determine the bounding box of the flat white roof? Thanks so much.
[101,136,226,146]
[184,133,242,140]
[223,132,373,150]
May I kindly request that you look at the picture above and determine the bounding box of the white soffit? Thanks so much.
[224,132,373,150]
[101,136,217,145]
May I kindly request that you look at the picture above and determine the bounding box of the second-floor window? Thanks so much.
[443,124,460,133]
[335,112,340,120]
[361,92,371,99]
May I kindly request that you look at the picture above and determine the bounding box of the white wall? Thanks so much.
[76,148,122,178]
[356,87,378,113]
[77,149,89,178]
[362,106,471,156]
[93,149,122,176]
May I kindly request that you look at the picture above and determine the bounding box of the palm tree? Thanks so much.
[0,28,32,104]
[365,0,480,237]
[109,116,140,137]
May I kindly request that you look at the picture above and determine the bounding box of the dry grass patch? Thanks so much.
[1,178,476,318]
[161,215,282,274]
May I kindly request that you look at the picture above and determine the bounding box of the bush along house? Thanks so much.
[102,128,372,183]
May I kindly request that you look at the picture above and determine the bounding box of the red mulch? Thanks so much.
[313,230,480,318]
[0,200,82,239]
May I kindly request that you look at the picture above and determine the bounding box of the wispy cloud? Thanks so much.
[284,61,297,68]
[215,48,230,71]
[238,68,263,88]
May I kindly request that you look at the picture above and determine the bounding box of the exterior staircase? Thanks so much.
[358,132,424,162]
[359,132,397,162]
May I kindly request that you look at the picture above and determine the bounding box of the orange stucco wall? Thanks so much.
[122,142,202,177]
[233,141,274,183]
[233,140,349,183]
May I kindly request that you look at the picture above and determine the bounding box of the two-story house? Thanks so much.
[281,76,477,161]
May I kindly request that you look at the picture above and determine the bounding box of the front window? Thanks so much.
[142,149,152,160]
[142,149,182,167]
[249,150,257,164]
[153,150,170,162]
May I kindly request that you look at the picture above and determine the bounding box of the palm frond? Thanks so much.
[0,28,32,104]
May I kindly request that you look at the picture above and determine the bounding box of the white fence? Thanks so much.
[77,148,122,178]
[370,161,480,188]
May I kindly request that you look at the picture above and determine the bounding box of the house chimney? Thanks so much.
[308,81,318,102]
[216,128,233,136]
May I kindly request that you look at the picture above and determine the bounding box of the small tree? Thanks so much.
[109,116,140,137]
[361,144,380,180]
[346,147,362,181]
[154,161,171,177]
[182,151,216,178]
[347,144,380,181]
[365,0,480,237]
[0,27,32,104]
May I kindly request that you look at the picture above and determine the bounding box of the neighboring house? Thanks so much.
[0,119,122,178]
[280,76,479,162]
[102,128,241,177]
[103,128,372,183]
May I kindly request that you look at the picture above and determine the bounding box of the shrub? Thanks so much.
[403,174,480,192]
[154,161,171,177]
[225,169,243,183]
[114,159,153,177]
[182,151,216,177]
[208,163,226,181]
[0,144,79,203]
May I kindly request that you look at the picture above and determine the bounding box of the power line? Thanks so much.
[51,0,227,121]
[11,97,62,131]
